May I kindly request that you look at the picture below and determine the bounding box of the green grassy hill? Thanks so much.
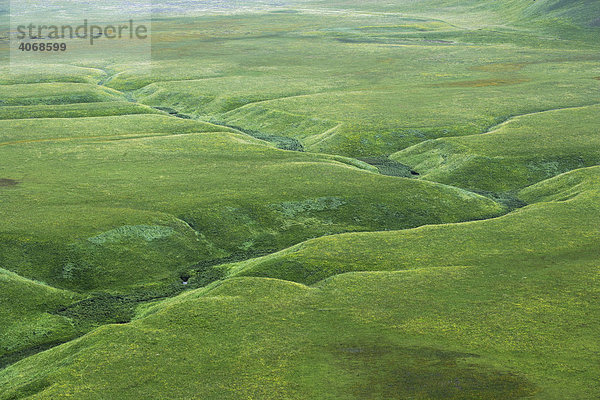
[0,113,233,144]
[123,9,600,157]
[520,0,600,26]
[1,167,598,399]
[224,167,600,284]
[0,83,124,106]
[0,129,502,292]
[0,95,503,368]
[0,102,165,120]
[308,0,600,27]
[391,104,600,192]
[0,65,105,85]
[0,269,79,368]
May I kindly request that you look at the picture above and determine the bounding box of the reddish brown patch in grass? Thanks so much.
[470,62,527,73]
[0,178,18,186]
[442,78,529,87]
[593,76,600,81]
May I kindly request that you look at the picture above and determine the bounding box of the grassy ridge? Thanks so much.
[0,65,105,85]
[0,272,541,399]
[0,83,124,106]
[0,114,235,145]
[0,132,502,292]
[0,102,165,120]
[0,168,598,398]
[391,104,600,192]
[0,269,79,366]
[130,11,600,157]
[225,167,600,284]
[135,75,343,116]
[306,0,600,28]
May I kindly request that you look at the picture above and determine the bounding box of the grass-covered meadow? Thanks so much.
[0,0,599,398]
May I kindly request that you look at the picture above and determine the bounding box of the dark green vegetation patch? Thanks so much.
[0,179,18,187]
[331,345,536,399]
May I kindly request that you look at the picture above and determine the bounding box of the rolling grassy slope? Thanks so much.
[0,269,79,368]
[0,167,598,399]
[224,167,600,284]
[0,65,105,85]
[0,102,166,120]
[135,75,343,123]
[391,103,600,192]
[0,112,502,374]
[306,0,600,28]
[0,131,502,292]
[127,11,600,157]
[0,114,234,145]
[0,83,124,106]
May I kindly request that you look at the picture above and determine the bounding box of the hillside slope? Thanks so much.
[391,104,600,192]
[306,0,600,27]
[0,130,502,293]
[1,167,598,399]
[0,269,79,368]
[126,8,600,158]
